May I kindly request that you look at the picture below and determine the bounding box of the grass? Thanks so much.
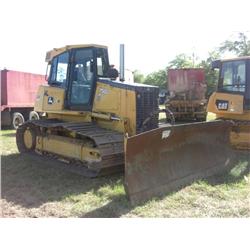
[1,129,249,218]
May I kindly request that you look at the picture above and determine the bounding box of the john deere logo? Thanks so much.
[48,96,54,105]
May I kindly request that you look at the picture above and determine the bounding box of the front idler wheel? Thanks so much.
[16,124,37,153]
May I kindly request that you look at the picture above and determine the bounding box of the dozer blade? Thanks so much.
[124,120,236,205]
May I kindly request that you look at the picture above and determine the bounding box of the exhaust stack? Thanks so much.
[119,44,125,82]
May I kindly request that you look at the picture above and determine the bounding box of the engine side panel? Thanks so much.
[207,92,244,115]
[93,81,136,135]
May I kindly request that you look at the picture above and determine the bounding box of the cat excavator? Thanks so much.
[16,44,249,204]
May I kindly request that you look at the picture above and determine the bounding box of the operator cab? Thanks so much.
[212,57,250,108]
[45,44,110,111]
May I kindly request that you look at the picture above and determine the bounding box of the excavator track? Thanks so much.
[16,119,124,177]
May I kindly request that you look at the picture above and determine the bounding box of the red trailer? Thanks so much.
[166,68,207,121]
[1,69,46,129]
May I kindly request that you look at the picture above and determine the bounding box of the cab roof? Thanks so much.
[221,56,250,62]
[45,44,107,62]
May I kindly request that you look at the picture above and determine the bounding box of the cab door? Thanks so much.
[67,48,96,111]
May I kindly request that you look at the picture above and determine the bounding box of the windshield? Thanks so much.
[219,60,246,93]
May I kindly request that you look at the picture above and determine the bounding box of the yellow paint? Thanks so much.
[206,91,250,150]
[206,92,250,120]
[47,112,92,123]
[93,81,136,135]
[207,92,244,115]
[231,131,250,150]
[23,129,33,149]
[230,123,250,150]
[35,85,65,112]
[35,82,137,135]
[215,112,250,121]
[36,135,101,163]
[206,112,217,121]
[45,44,107,62]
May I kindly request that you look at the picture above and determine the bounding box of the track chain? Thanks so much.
[17,119,124,177]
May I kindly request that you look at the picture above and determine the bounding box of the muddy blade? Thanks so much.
[124,120,235,205]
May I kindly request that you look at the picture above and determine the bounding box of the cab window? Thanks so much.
[50,52,69,87]
[220,60,246,92]
[96,48,109,77]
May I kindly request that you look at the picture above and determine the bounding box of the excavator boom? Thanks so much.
[124,120,236,205]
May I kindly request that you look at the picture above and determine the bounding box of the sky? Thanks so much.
[1,0,250,75]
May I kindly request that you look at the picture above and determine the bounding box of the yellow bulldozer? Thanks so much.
[16,44,250,204]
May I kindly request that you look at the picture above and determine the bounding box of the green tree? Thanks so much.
[143,69,167,89]
[198,50,221,97]
[219,32,250,56]
[167,53,194,68]
[133,70,145,83]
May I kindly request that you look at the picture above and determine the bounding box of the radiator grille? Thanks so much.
[136,87,159,134]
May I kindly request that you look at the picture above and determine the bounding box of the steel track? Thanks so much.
[17,119,124,177]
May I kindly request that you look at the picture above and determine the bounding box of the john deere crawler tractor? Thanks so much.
[16,44,249,204]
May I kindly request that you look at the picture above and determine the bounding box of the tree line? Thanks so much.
[134,32,250,96]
